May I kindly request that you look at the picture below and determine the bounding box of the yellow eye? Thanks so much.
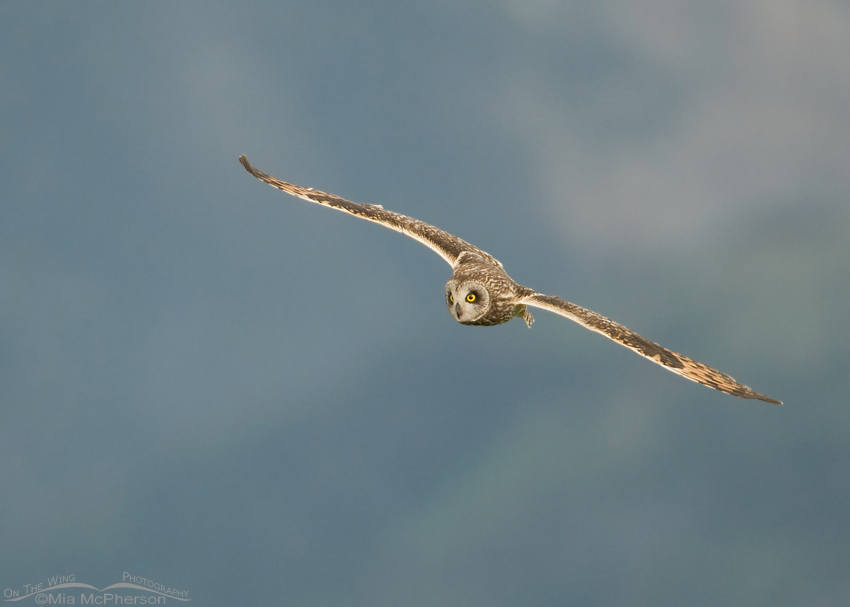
[449,294,454,303]
[466,293,477,303]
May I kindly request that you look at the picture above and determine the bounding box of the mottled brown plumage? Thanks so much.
[239,155,781,405]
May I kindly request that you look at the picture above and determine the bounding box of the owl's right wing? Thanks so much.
[521,292,781,404]
[239,156,499,269]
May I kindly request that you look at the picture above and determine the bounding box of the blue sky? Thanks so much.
[2,1,849,605]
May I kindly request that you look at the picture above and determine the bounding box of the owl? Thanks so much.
[239,155,780,405]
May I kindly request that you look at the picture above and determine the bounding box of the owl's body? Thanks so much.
[239,155,781,405]
[446,252,534,327]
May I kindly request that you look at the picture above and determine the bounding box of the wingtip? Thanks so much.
[238,154,252,172]
[754,393,783,405]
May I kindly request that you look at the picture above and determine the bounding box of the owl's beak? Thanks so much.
[454,303,462,319]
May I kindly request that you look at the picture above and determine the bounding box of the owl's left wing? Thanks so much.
[239,155,499,269]
[520,292,781,404]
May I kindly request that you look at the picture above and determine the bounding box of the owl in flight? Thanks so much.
[239,155,780,404]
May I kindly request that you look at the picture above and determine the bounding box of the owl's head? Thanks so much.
[445,279,490,324]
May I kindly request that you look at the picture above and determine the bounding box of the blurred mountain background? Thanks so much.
[2,1,848,605]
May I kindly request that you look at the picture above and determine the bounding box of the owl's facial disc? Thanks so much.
[445,281,489,324]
